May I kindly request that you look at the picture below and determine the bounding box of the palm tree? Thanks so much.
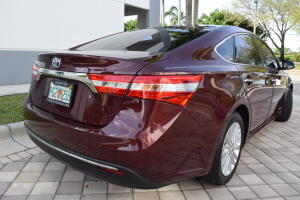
[186,0,199,26]
[165,6,186,25]
[178,0,182,25]
[162,0,165,25]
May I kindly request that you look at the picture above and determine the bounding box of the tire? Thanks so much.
[200,112,244,185]
[275,89,293,122]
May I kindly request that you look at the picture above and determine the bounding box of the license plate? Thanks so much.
[47,81,74,108]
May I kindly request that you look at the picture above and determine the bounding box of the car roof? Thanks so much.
[148,25,249,34]
[149,25,233,31]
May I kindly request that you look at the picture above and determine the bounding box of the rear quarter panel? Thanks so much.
[138,26,252,123]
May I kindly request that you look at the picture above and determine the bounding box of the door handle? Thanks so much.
[271,76,281,85]
[243,78,253,84]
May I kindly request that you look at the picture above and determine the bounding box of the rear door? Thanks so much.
[234,34,273,132]
[254,38,287,118]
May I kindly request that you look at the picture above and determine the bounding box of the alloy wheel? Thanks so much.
[221,122,241,176]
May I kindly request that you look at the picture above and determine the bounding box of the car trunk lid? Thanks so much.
[30,50,167,126]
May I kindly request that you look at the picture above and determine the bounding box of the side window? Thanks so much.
[235,35,263,66]
[255,39,278,69]
[216,37,234,62]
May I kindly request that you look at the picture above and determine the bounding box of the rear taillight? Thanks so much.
[87,74,133,96]
[127,76,202,107]
[88,75,202,107]
[32,64,39,80]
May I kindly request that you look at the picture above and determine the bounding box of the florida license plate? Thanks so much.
[47,81,74,108]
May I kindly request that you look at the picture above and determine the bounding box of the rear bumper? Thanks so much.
[26,125,169,189]
[24,92,226,186]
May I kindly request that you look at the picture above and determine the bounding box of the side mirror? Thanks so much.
[280,60,295,70]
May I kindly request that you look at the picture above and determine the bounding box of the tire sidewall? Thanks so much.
[275,88,293,122]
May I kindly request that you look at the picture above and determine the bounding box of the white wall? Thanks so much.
[0,0,124,50]
[124,0,160,29]
[0,0,161,86]
[118,0,149,9]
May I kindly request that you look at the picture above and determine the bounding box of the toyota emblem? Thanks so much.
[52,58,61,68]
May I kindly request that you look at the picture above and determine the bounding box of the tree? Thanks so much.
[232,0,300,60]
[198,9,265,38]
[186,0,199,26]
[273,47,293,55]
[124,19,138,31]
[164,6,185,25]
[284,47,293,54]
[198,9,229,25]
[273,48,280,55]
[293,7,300,34]
[178,0,182,25]
[162,0,165,25]
[294,25,300,35]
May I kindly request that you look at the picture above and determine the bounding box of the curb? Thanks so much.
[0,92,28,97]
[0,121,37,158]
[0,84,30,97]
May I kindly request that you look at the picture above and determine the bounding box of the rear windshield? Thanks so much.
[75,27,213,52]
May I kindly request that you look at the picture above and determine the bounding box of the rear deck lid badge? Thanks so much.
[52,58,61,68]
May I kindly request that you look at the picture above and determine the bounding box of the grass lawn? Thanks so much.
[0,93,27,125]
[294,63,300,70]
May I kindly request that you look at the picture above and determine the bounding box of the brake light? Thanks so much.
[32,64,39,80]
[127,76,202,107]
[88,74,133,96]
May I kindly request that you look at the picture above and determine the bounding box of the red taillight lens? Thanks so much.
[88,74,133,96]
[127,76,202,107]
[32,64,39,80]
[88,74,202,107]
[99,167,125,175]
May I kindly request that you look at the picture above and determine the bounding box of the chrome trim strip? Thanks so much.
[91,80,130,90]
[243,78,254,83]
[27,128,119,171]
[130,83,199,92]
[37,68,97,92]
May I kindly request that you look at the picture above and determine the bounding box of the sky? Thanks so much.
[124,0,300,51]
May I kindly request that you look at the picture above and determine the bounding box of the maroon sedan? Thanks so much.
[23,25,294,188]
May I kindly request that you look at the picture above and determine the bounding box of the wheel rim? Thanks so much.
[221,122,241,176]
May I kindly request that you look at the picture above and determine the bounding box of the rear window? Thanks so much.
[75,27,212,53]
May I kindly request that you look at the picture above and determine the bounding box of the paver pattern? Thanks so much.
[0,109,299,200]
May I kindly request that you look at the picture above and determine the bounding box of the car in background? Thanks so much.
[23,25,294,188]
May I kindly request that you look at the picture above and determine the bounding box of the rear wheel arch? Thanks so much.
[200,111,244,185]
[234,105,249,146]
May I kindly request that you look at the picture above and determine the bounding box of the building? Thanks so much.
[0,0,160,85]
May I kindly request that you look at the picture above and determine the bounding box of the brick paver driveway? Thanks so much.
[0,110,299,200]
